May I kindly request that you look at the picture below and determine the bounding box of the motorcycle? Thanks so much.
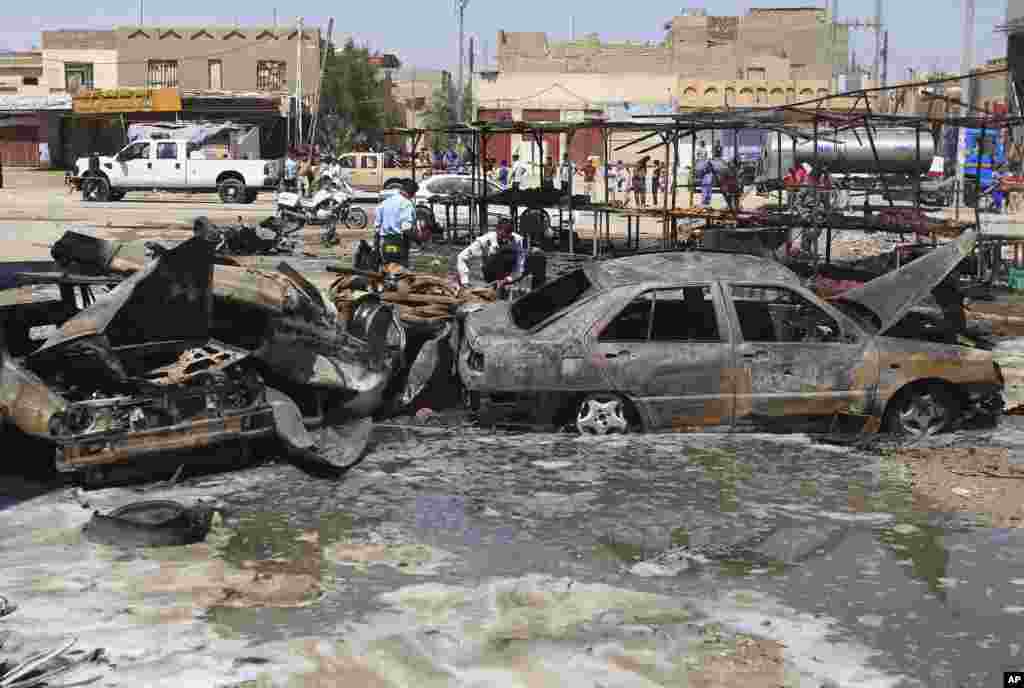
[276,177,369,242]
[193,216,303,255]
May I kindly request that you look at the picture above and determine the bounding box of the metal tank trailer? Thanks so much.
[755,128,949,203]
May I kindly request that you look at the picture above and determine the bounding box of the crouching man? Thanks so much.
[457,218,526,296]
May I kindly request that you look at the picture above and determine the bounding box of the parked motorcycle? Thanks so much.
[276,178,369,241]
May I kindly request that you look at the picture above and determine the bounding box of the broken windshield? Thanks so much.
[511,269,592,330]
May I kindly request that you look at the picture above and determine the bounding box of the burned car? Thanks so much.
[456,231,1003,437]
[0,233,404,482]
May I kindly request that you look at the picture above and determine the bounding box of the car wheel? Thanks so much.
[346,206,369,230]
[884,384,957,438]
[81,176,110,202]
[219,178,245,204]
[575,393,631,435]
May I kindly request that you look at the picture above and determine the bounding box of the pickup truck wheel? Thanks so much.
[219,179,245,204]
[81,176,110,202]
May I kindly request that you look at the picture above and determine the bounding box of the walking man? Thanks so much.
[558,153,576,194]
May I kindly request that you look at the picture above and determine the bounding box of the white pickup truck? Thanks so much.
[73,138,283,204]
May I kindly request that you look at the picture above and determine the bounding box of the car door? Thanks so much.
[356,154,378,190]
[337,154,359,188]
[725,282,878,431]
[118,141,151,187]
[589,285,735,431]
[151,141,186,188]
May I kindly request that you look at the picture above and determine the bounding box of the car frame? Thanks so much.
[456,237,1003,437]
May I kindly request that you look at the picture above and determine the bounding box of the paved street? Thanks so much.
[2,421,1024,687]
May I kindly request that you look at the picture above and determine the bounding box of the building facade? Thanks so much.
[0,52,45,96]
[113,26,320,98]
[41,30,119,94]
[479,7,858,168]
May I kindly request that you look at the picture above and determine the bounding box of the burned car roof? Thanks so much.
[587,251,801,289]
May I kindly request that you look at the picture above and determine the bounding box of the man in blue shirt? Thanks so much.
[283,150,298,191]
[496,159,509,187]
[374,179,419,268]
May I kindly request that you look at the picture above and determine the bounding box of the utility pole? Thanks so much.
[873,0,882,84]
[957,0,976,212]
[309,18,333,149]
[296,17,304,149]
[456,0,469,124]
[881,29,888,89]
[138,0,143,25]
[468,35,475,122]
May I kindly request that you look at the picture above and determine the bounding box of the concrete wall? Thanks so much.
[113,26,320,95]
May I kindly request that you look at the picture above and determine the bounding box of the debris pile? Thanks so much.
[0,601,106,687]
[328,266,495,323]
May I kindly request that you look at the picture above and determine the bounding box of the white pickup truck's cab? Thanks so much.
[74,138,282,204]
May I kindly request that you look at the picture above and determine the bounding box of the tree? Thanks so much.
[316,38,400,152]
[422,85,454,151]
[461,82,476,124]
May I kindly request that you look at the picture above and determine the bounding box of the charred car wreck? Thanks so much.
[0,232,406,482]
[455,231,1003,437]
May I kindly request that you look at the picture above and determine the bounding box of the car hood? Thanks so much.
[460,302,516,346]
[833,230,976,336]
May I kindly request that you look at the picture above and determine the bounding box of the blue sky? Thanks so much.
[0,1,1012,78]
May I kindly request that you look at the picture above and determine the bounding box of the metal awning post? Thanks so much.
[663,131,671,248]
[671,128,680,243]
[689,130,696,208]
[479,129,489,236]
[411,130,422,182]
[776,130,783,208]
[914,125,921,211]
[567,126,576,254]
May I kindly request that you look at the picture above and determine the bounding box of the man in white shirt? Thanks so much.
[558,153,576,193]
[457,218,526,288]
[510,154,530,191]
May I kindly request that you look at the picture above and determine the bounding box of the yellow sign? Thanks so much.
[73,87,182,114]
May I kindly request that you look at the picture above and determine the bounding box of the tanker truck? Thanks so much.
[755,128,951,206]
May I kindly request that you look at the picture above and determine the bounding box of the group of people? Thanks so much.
[605,158,667,207]
[371,177,526,292]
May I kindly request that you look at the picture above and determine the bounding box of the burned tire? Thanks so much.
[883,383,958,438]
[218,178,245,204]
[81,176,110,202]
[346,206,369,230]
[575,393,631,435]
[82,499,215,548]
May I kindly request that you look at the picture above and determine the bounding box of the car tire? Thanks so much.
[219,178,245,204]
[575,393,631,435]
[346,206,369,230]
[81,176,110,202]
[883,383,958,438]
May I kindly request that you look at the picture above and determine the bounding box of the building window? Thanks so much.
[64,63,94,94]
[208,60,222,90]
[147,60,179,88]
[22,76,39,86]
[257,61,286,91]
